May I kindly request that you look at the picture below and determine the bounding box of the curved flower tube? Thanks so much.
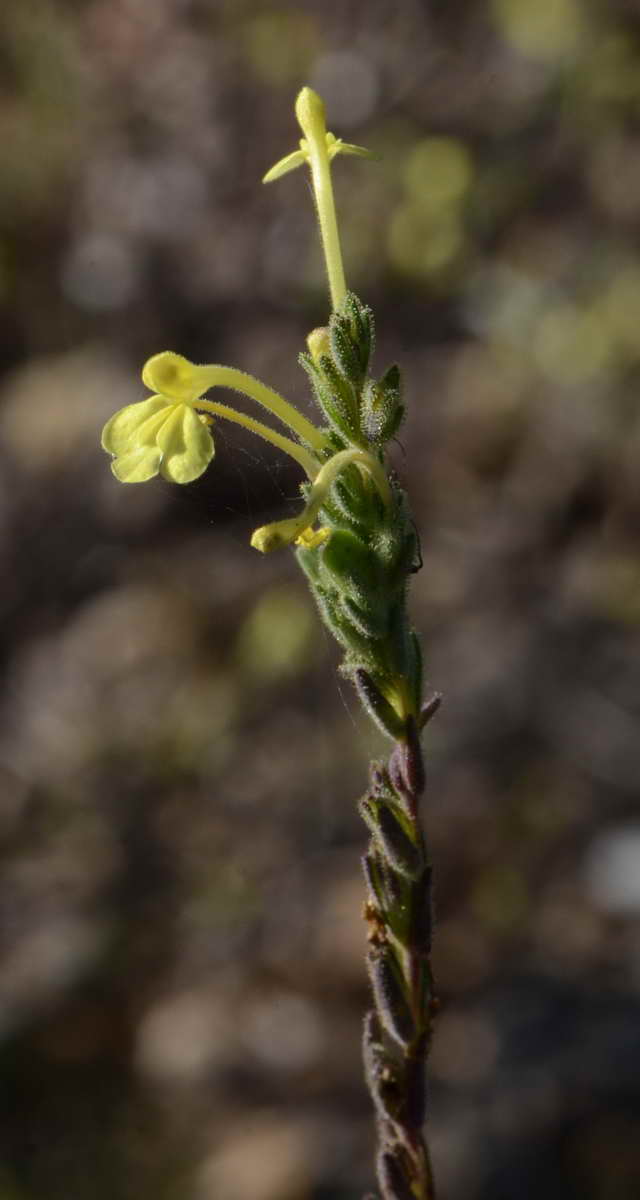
[251,447,391,553]
[143,352,328,453]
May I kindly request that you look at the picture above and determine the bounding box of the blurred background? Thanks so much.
[1,1,639,1197]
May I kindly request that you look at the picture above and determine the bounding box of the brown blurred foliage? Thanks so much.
[1,2,639,1198]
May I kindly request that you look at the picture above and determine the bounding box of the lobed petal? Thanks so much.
[328,138,378,162]
[157,403,215,484]
[101,395,172,456]
[262,149,307,184]
[111,445,162,483]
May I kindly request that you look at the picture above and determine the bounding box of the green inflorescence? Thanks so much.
[294,289,419,727]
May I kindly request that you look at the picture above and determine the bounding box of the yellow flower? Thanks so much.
[101,350,326,486]
[101,391,215,484]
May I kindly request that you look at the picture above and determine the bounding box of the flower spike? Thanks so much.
[99,87,440,1200]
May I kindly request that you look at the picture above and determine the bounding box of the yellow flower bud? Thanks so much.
[306,327,331,362]
[295,87,327,141]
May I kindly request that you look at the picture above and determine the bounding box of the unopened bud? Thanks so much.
[295,87,326,139]
[306,326,331,362]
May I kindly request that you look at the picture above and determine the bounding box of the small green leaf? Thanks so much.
[321,528,380,598]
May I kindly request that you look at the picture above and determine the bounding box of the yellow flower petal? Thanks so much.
[328,138,378,162]
[156,403,215,483]
[262,148,307,184]
[101,395,171,456]
[251,515,309,553]
[111,445,163,483]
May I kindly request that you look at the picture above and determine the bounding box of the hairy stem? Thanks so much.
[290,288,437,1196]
[362,707,440,1200]
[295,88,347,310]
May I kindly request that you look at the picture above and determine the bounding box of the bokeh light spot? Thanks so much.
[311,50,379,127]
[493,0,587,62]
[404,137,473,210]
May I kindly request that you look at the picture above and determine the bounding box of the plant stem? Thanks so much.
[362,709,440,1200]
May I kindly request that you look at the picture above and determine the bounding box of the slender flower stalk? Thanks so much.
[99,86,438,1200]
[294,88,347,309]
[143,352,328,453]
[195,398,320,478]
[264,86,375,312]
